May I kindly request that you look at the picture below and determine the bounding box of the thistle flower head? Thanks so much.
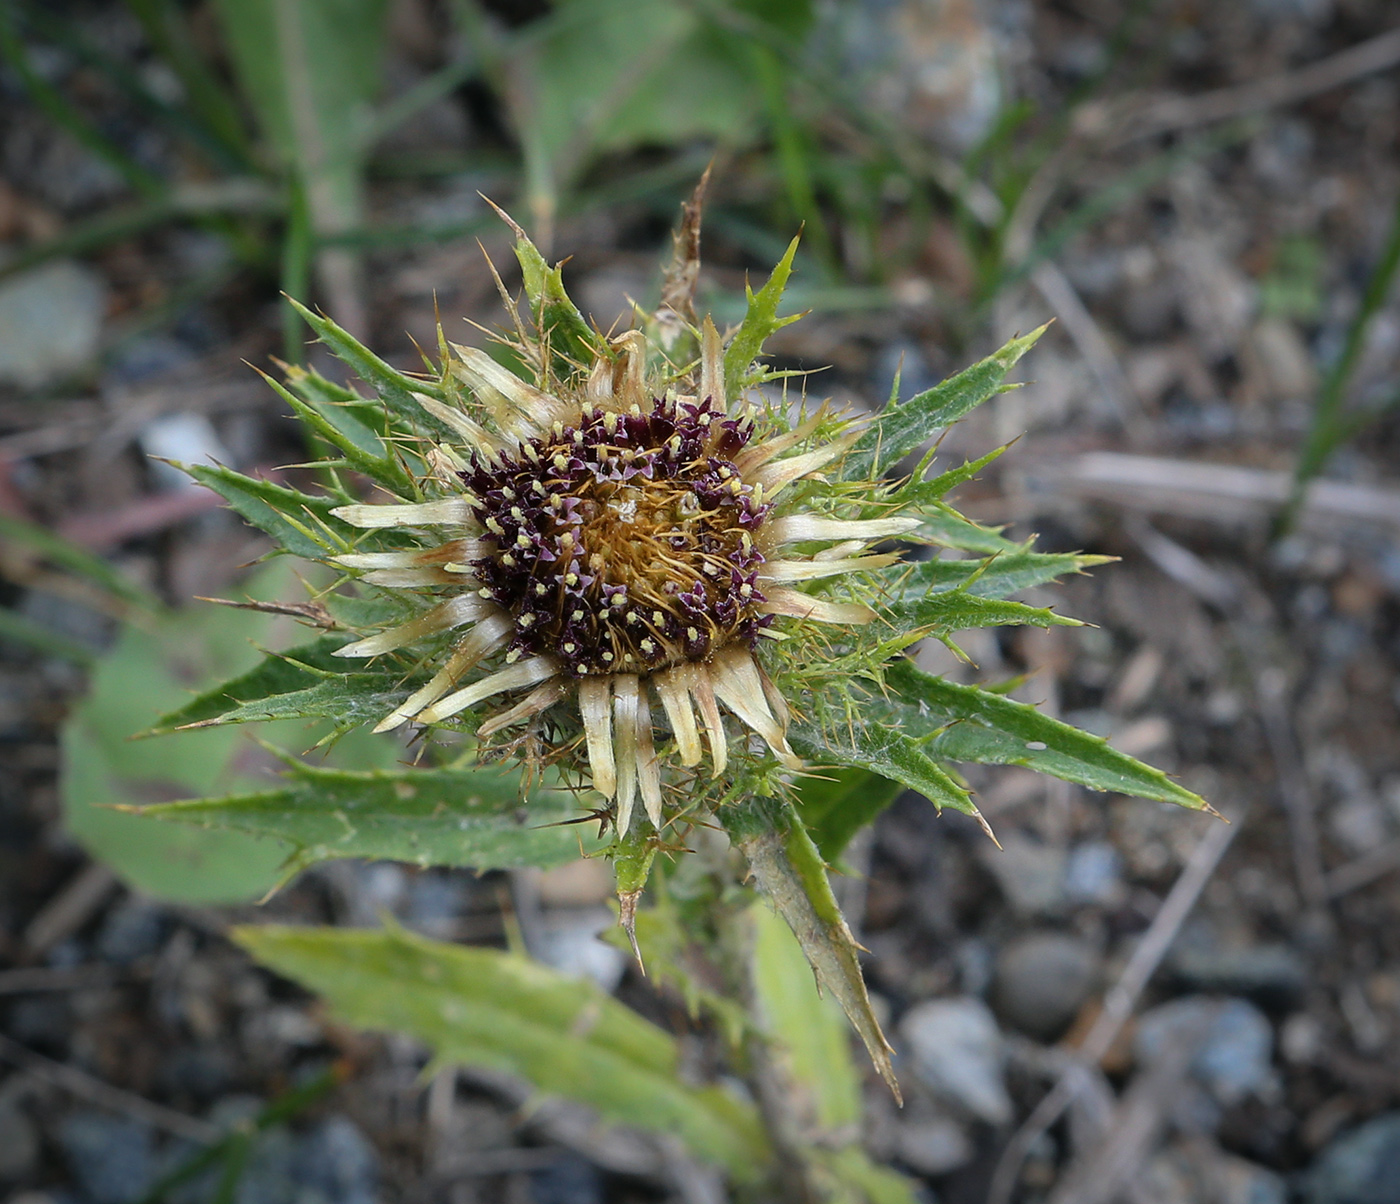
[330,280,913,838]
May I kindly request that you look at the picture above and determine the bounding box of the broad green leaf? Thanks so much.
[504,0,796,242]
[135,762,600,873]
[182,462,346,559]
[61,570,296,902]
[723,796,899,1100]
[844,327,1046,479]
[792,765,902,863]
[723,235,802,399]
[887,659,1212,812]
[751,904,861,1132]
[815,1148,923,1204]
[0,511,156,610]
[235,923,771,1181]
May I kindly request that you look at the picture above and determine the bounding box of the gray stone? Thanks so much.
[0,262,105,390]
[978,835,1066,917]
[1169,939,1307,1009]
[534,907,628,994]
[96,898,169,964]
[1135,997,1277,1107]
[993,932,1101,1039]
[295,1115,379,1204]
[898,996,1011,1125]
[58,1112,155,1204]
[894,1113,973,1176]
[1303,1112,1400,1204]
[1064,842,1124,905]
[1143,1141,1286,1204]
[528,1153,603,1204]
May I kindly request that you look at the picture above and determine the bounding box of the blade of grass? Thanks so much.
[0,607,98,665]
[0,181,281,285]
[1283,188,1400,529]
[0,513,157,610]
[995,121,1254,293]
[124,0,257,167]
[0,6,166,199]
[282,183,314,364]
[22,0,248,173]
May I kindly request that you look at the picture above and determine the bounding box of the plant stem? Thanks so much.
[712,892,829,1204]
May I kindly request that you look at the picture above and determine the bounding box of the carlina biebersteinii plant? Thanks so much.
[138,177,1215,1134]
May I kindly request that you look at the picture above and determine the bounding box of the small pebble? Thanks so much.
[993,932,1101,1040]
[58,1112,155,1204]
[978,836,1067,918]
[96,898,169,964]
[529,1153,603,1204]
[894,1113,973,1176]
[898,996,1011,1125]
[1135,997,1276,1107]
[534,907,628,993]
[1064,842,1124,905]
[1302,1112,1400,1204]
[0,262,104,390]
[295,1115,380,1204]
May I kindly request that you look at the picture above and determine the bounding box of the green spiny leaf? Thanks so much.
[887,659,1213,812]
[135,762,600,872]
[723,795,899,1101]
[845,327,1046,479]
[892,589,1081,638]
[893,443,1010,508]
[182,462,347,559]
[146,636,356,734]
[885,550,1110,607]
[173,672,406,733]
[506,222,609,372]
[261,370,417,493]
[723,235,801,399]
[235,923,770,1180]
[287,297,450,434]
[790,715,981,822]
[919,505,1022,554]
